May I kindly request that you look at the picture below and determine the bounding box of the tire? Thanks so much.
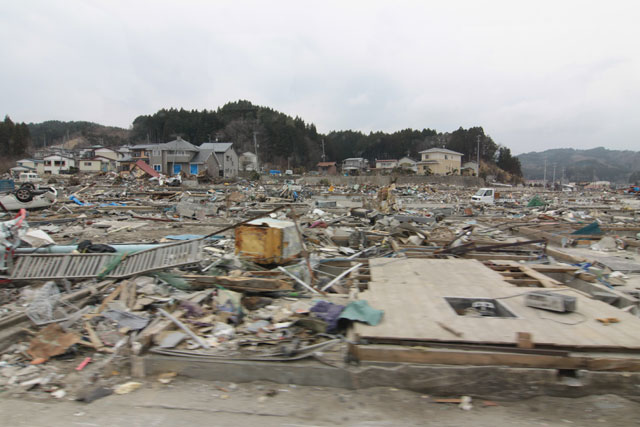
[20,183,35,191]
[15,187,33,203]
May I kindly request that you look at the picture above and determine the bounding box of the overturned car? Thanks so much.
[0,183,57,211]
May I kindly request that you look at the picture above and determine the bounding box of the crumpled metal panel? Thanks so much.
[10,239,203,281]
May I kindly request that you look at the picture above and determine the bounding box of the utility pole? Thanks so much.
[543,158,547,188]
[321,138,326,162]
[253,131,259,172]
[552,164,556,190]
[476,135,481,176]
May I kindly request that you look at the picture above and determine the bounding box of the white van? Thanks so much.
[17,172,42,184]
[471,188,515,204]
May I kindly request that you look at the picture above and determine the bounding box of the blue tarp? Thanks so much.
[69,195,89,206]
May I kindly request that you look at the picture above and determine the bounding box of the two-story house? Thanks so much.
[417,148,463,175]
[16,159,39,172]
[78,156,117,173]
[43,154,76,174]
[199,142,238,178]
[129,144,154,164]
[148,137,200,175]
[342,158,369,175]
[130,137,239,178]
[93,147,121,161]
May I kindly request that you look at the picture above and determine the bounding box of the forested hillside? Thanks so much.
[131,100,522,176]
[13,100,522,178]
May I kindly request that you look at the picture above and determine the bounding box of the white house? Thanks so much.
[239,152,258,172]
[16,159,37,170]
[342,158,369,174]
[78,156,116,173]
[397,157,417,172]
[43,154,75,174]
[462,161,479,176]
[375,159,398,170]
[94,147,120,161]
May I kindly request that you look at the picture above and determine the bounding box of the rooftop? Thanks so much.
[200,142,233,152]
[133,159,160,178]
[419,148,463,156]
[161,138,199,152]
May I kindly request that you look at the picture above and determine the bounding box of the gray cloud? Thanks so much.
[0,0,638,153]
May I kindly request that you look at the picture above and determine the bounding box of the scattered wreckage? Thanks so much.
[1,175,640,403]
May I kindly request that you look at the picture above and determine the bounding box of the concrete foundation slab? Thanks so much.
[140,354,640,401]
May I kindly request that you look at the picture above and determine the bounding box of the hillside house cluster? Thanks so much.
[315,150,461,176]
[14,137,240,178]
[18,141,464,179]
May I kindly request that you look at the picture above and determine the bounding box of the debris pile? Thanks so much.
[1,175,640,401]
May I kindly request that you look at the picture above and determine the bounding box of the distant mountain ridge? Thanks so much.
[28,120,130,148]
[517,147,640,183]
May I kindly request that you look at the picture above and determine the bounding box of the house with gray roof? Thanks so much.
[137,137,238,177]
[199,142,238,177]
[148,137,200,175]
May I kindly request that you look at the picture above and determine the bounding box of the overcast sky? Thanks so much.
[1,1,638,154]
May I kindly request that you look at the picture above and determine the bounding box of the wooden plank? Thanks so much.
[184,274,293,292]
[351,344,640,371]
[83,321,109,352]
[462,253,540,261]
[518,265,563,288]
[505,278,542,286]
[95,282,125,314]
[498,271,528,277]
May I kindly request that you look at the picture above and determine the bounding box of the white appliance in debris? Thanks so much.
[524,291,576,313]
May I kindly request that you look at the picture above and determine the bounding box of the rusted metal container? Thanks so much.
[235,218,302,264]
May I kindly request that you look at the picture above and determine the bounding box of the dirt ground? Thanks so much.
[1,377,639,426]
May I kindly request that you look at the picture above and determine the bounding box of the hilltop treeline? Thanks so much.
[131,100,522,176]
[0,116,30,158]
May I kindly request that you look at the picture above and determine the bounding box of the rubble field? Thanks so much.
[2,174,640,410]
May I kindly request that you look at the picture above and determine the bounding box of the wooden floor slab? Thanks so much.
[354,258,640,350]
